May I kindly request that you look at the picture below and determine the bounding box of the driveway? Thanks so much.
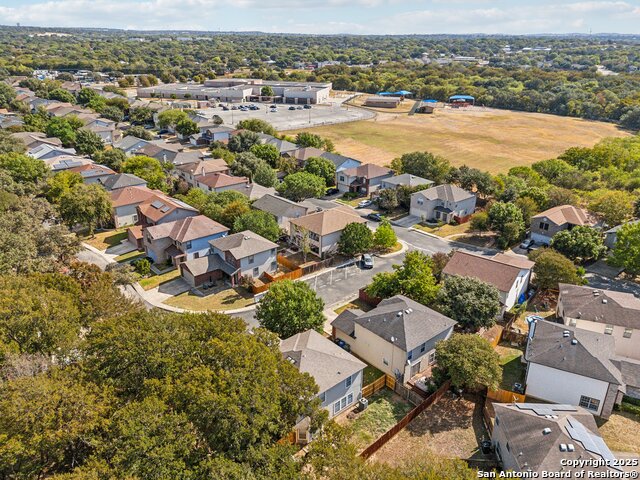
[391,215,421,228]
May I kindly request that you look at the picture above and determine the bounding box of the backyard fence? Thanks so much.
[276,254,299,271]
[358,288,382,307]
[362,375,386,398]
[486,388,526,404]
[387,375,427,406]
[359,379,451,460]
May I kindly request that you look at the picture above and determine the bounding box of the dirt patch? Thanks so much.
[369,392,488,465]
[598,411,640,455]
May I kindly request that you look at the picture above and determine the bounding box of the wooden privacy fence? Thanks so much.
[359,380,451,460]
[362,375,386,398]
[487,388,526,403]
[276,254,299,271]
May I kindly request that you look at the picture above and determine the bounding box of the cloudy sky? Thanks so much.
[0,0,639,35]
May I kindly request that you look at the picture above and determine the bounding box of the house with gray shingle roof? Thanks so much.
[252,194,311,230]
[379,173,434,190]
[331,295,456,383]
[409,184,476,223]
[336,163,394,196]
[99,173,147,191]
[524,319,625,418]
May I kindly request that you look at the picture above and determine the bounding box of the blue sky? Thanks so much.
[0,0,639,35]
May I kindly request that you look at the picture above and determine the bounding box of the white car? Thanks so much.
[357,199,372,209]
[519,238,535,250]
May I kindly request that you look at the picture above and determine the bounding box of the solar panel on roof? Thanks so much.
[150,200,164,209]
[160,206,170,213]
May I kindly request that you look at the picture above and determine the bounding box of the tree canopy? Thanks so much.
[277,172,326,201]
[436,275,501,332]
[337,222,373,256]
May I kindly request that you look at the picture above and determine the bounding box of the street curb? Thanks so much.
[378,240,408,258]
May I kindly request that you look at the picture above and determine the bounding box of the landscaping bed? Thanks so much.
[369,392,487,465]
[164,287,254,311]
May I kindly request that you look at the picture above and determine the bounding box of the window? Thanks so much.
[319,392,326,403]
[132,214,138,222]
[339,176,345,182]
[569,318,577,327]
[271,248,276,255]
[417,198,424,205]
[185,241,192,249]
[539,222,549,231]
[345,376,352,388]
[407,351,413,361]
[248,255,255,264]
[420,343,426,353]
[347,393,353,405]
[624,328,633,339]
[579,395,600,412]
[604,325,614,335]
[428,351,436,364]
[271,261,277,271]
[194,252,200,259]
[253,267,259,277]
[383,358,389,366]
[333,400,341,415]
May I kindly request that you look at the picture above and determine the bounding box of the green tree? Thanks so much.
[210,146,235,164]
[233,210,280,241]
[74,128,105,156]
[157,109,188,129]
[256,280,325,338]
[125,125,154,141]
[395,151,452,184]
[253,161,278,187]
[175,118,199,137]
[377,187,399,211]
[59,183,112,236]
[129,107,155,125]
[277,172,326,201]
[228,131,260,153]
[551,226,606,262]
[304,156,336,187]
[337,222,373,256]
[469,211,489,232]
[529,248,585,290]
[366,251,439,306]
[0,152,49,184]
[515,196,539,226]
[47,87,76,104]
[77,87,101,106]
[260,86,275,97]
[0,130,26,155]
[45,170,83,204]
[435,333,502,390]
[295,132,324,149]
[250,143,280,167]
[436,276,501,331]
[588,190,636,227]
[101,105,125,123]
[609,222,640,276]
[0,83,16,108]
[94,148,127,171]
[45,116,83,147]
[237,119,276,136]
[373,220,397,250]
[122,155,167,191]
[488,201,525,249]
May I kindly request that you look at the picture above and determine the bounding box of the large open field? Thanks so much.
[288,106,629,173]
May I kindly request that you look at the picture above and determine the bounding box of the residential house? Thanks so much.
[143,215,228,266]
[257,134,298,155]
[67,164,116,184]
[193,125,235,146]
[0,114,24,130]
[196,173,249,193]
[530,205,595,246]
[524,319,624,418]
[137,141,183,164]
[45,155,93,171]
[11,131,62,150]
[331,295,456,382]
[280,329,366,442]
[171,151,208,167]
[109,186,158,228]
[289,207,367,258]
[99,173,147,191]
[229,183,277,201]
[28,143,77,161]
[84,123,122,145]
[604,220,640,249]
[253,194,311,230]
[320,152,361,172]
[284,146,325,166]
[557,284,640,361]
[492,403,621,475]
[379,173,433,190]
[442,251,534,312]
[176,158,230,188]
[409,184,476,223]
[180,230,278,287]
[336,164,394,196]
[113,136,152,155]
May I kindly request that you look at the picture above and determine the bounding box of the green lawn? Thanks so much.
[363,365,385,385]
[348,389,413,450]
[496,343,526,391]
[138,269,181,291]
[413,222,473,238]
[336,195,366,207]
[164,287,254,311]
[81,229,128,251]
[115,250,146,263]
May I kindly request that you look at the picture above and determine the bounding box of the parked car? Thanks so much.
[325,187,339,195]
[519,238,535,251]
[231,106,238,110]
[288,106,296,110]
[303,104,312,109]
[222,106,229,111]
[361,254,374,269]
[357,199,372,209]
[367,213,382,222]
[297,106,303,110]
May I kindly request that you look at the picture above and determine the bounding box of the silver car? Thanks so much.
[361,254,374,269]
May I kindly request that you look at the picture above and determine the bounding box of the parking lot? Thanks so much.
[196,102,374,131]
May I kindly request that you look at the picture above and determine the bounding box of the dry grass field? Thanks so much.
[290,107,629,173]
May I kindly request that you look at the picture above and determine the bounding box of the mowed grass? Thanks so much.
[164,287,254,311]
[289,107,628,173]
[81,229,128,251]
[496,343,526,391]
[598,411,640,454]
[139,269,181,291]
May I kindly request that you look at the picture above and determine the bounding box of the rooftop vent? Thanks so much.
[602,299,608,304]
[405,309,410,314]
[571,339,578,346]
[543,428,552,435]
[390,336,396,343]
[559,444,568,452]
[567,444,575,452]
[563,331,570,338]
[396,311,403,317]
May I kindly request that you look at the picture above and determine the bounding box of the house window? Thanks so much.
[271,261,277,271]
[623,328,633,338]
[428,351,436,364]
[604,325,614,335]
[132,214,138,222]
[383,358,389,366]
[407,351,413,361]
[252,267,259,277]
[319,392,326,403]
[417,198,424,205]
[539,222,550,231]
[185,241,192,249]
[347,393,353,405]
[579,395,600,412]
[248,255,255,264]
[569,318,577,327]
[271,248,276,255]
[339,176,345,182]
[420,343,426,353]
[194,252,200,259]
[345,376,352,388]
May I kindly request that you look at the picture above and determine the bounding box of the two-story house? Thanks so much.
[143,215,229,266]
[99,173,147,191]
[530,205,595,245]
[379,173,433,190]
[320,152,361,172]
[67,164,116,185]
[252,194,311,231]
[196,173,249,193]
[179,230,278,287]
[442,251,534,313]
[409,184,476,223]
[288,207,367,258]
[331,295,456,383]
[176,159,231,188]
[336,163,394,196]
[557,284,640,361]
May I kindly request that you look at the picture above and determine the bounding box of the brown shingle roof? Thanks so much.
[289,208,366,236]
[110,186,157,208]
[177,158,229,176]
[145,215,228,243]
[197,173,248,189]
[532,205,593,227]
[341,163,393,179]
[137,194,198,223]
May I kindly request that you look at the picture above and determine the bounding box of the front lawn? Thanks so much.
[164,287,254,311]
[139,269,181,291]
[346,389,413,451]
[413,222,473,238]
[115,250,146,263]
[495,343,526,391]
[81,228,128,251]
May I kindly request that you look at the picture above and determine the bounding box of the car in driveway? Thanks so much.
[361,254,374,269]
[519,238,536,251]
[325,187,339,196]
[367,213,382,222]
[356,199,372,209]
